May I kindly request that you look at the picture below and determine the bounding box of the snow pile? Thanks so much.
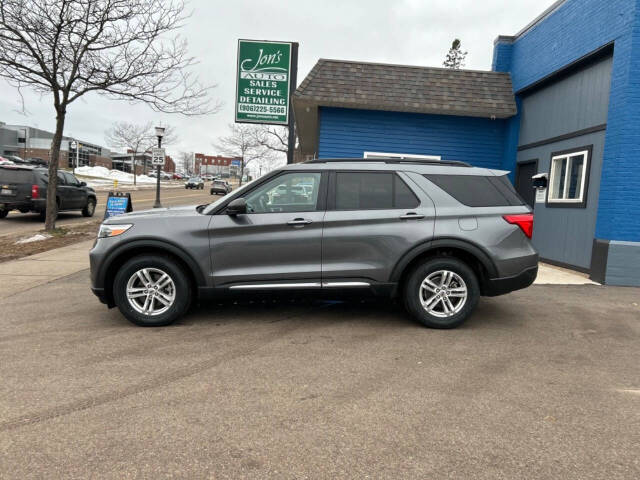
[75,166,157,184]
[16,233,52,244]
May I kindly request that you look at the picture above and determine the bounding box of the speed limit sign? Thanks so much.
[151,147,165,166]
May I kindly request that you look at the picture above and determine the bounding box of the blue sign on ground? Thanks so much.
[104,192,132,219]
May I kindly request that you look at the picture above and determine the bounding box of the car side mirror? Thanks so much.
[226,197,247,216]
[79,181,87,187]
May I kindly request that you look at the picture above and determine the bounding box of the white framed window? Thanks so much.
[547,147,590,207]
[364,151,441,161]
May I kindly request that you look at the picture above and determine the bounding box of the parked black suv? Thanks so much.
[0,165,97,219]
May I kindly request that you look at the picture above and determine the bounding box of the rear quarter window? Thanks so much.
[424,174,524,207]
[0,169,33,184]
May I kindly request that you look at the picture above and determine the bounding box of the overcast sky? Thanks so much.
[0,0,556,166]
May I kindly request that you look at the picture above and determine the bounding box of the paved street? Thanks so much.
[1,269,638,479]
[0,186,216,237]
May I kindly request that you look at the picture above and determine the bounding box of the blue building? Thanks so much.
[292,0,640,286]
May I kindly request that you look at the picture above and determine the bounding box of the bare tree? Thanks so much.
[105,121,153,185]
[214,124,270,186]
[178,150,193,175]
[252,125,289,154]
[0,0,217,230]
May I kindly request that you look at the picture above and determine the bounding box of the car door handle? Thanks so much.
[400,212,425,220]
[287,218,313,226]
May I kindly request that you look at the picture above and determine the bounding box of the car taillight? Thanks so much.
[503,213,534,239]
[31,184,39,199]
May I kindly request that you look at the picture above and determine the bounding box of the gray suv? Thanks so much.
[90,159,538,328]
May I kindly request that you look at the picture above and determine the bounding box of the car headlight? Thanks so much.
[98,223,133,238]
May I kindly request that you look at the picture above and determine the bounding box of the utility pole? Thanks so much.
[287,42,299,164]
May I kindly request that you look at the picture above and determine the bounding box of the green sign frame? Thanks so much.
[235,39,292,125]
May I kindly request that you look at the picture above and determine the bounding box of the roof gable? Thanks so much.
[294,59,517,119]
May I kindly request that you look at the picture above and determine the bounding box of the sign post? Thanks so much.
[235,39,298,163]
[151,146,165,209]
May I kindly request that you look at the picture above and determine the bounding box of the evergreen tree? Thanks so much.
[443,39,468,69]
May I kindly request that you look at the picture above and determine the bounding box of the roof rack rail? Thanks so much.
[305,158,472,167]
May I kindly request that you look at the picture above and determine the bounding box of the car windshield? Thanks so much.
[188,177,200,182]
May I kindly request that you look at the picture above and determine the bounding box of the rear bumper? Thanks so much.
[483,265,538,297]
[0,199,43,212]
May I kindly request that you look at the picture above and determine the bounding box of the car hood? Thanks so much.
[104,204,201,223]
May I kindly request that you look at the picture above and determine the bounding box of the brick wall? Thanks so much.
[18,147,69,168]
[89,155,112,169]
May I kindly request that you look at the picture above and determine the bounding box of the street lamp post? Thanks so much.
[153,126,165,209]
[70,140,80,174]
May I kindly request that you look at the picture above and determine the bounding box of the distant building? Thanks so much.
[194,153,240,177]
[111,150,175,175]
[0,122,111,168]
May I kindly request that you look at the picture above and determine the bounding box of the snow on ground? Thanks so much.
[75,166,157,184]
[16,233,52,244]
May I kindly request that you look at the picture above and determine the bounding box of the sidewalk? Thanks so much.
[0,239,599,301]
[0,239,93,299]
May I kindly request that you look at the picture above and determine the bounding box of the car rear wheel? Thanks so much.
[0,209,8,219]
[403,257,479,329]
[82,198,96,217]
[113,255,192,327]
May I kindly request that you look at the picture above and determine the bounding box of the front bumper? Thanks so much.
[91,287,109,305]
[483,265,538,297]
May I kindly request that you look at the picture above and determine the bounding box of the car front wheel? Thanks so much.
[403,257,480,329]
[82,198,96,217]
[113,255,192,327]
[0,209,8,219]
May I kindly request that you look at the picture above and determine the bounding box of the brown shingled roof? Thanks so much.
[293,59,517,119]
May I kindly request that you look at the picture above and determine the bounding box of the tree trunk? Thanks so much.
[44,108,66,231]
[132,152,137,186]
[239,160,245,187]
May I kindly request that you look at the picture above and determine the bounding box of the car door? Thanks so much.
[62,172,85,208]
[209,171,327,287]
[322,170,435,284]
[55,172,72,209]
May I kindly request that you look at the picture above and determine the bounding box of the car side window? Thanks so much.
[244,172,322,214]
[57,172,66,185]
[63,172,80,186]
[335,172,420,210]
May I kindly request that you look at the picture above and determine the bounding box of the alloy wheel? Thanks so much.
[419,270,468,318]
[126,267,176,316]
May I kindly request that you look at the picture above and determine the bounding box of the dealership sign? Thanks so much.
[235,39,292,125]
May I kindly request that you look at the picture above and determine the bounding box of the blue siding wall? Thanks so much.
[495,0,633,92]
[494,0,640,242]
[317,107,506,169]
[492,40,513,73]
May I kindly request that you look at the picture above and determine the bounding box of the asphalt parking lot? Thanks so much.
[1,271,639,479]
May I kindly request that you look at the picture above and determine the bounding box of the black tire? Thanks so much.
[82,197,96,217]
[0,209,8,219]
[403,257,480,329]
[113,255,192,327]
